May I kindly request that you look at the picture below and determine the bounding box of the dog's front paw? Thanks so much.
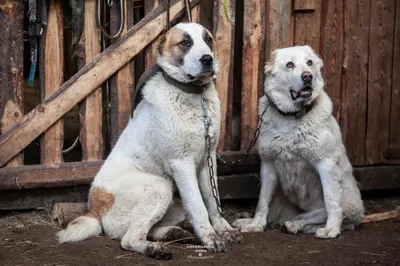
[232,218,253,230]
[314,227,340,239]
[282,221,298,235]
[217,228,244,244]
[201,232,228,252]
[241,223,264,233]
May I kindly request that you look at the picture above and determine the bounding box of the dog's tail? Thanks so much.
[57,212,102,243]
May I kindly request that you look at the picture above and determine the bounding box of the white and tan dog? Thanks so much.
[234,45,364,239]
[57,23,242,259]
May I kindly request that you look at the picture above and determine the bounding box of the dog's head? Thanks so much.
[264,45,324,112]
[157,23,217,85]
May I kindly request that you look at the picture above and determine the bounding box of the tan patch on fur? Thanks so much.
[159,27,187,66]
[87,187,115,219]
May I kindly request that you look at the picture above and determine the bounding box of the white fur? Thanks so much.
[234,45,364,239]
[57,23,242,258]
[57,216,101,243]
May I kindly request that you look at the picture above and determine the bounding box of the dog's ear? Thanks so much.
[264,50,277,75]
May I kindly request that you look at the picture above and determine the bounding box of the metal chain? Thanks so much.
[201,95,223,214]
[216,96,268,165]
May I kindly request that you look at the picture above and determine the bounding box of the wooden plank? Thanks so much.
[240,0,265,150]
[0,0,200,167]
[52,202,87,228]
[265,0,293,59]
[0,0,24,167]
[339,0,370,166]
[319,0,344,121]
[144,0,161,69]
[40,0,64,164]
[78,0,103,161]
[383,148,400,160]
[192,2,200,23]
[294,0,317,11]
[293,1,321,52]
[365,0,396,165]
[213,0,235,151]
[110,0,135,147]
[389,2,400,164]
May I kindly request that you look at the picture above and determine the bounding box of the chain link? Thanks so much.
[216,98,268,165]
[201,96,223,214]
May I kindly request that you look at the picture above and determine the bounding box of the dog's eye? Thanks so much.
[180,40,192,47]
[205,35,212,44]
[286,61,295,68]
[307,60,313,66]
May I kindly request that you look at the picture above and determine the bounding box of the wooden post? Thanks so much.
[78,0,103,161]
[293,0,321,52]
[365,0,396,165]
[191,3,200,23]
[144,0,161,69]
[0,0,200,167]
[109,1,135,147]
[265,0,293,60]
[213,0,235,152]
[240,0,265,150]
[320,0,344,121]
[339,0,369,166]
[0,0,24,167]
[40,0,64,164]
[52,202,87,228]
[388,3,400,164]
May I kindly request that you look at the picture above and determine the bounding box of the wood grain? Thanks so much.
[0,0,200,167]
[213,0,235,151]
[389,1,400,164]
[265,0,293,59]
[294,0,317,11]
[79,0,103,161]
[110,0,135,147]
[192,2,201,23]
[52,202,88,228]
[319,0,344,121]
[293,1,321,52]
[40,0,64,164]
[240,0,265,150]
[0,0,24,167]
[144,0,161,69]
[365,0,396,164]
[339,0,370,166]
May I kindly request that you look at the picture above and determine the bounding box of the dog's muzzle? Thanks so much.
[290,71,313,101]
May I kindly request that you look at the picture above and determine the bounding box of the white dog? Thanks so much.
[57,23,243,259]
[233,45,364,239]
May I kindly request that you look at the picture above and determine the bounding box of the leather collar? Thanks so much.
[131,64,207,118]
[266,95,314,118]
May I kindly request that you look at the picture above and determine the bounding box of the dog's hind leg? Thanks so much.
[119,181,174,260]
[282,208,327,235]
[148,199,193,243]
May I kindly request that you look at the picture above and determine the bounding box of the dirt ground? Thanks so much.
[0,197,399,266]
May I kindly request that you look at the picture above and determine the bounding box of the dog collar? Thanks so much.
[266,95,314,118]
[131,64,209,118]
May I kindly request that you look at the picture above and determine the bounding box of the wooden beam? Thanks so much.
[0,0,24,167]
[191,2,200,23]
[293,0,321,52]
[339,0,369,166]
[213,0,235,151]
[40,0,64,164]
[365,0,395,165]
[389,3,400,164]
[110,0,135,147]
[240,0,265,150]
[52,202,87,228]
[0,0,200,167]
[79,0,103,161]
[320,0,344,121]
[294,0,317,11]
[144,0,161,69]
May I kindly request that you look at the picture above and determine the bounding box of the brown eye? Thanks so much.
[286,61,294,68]
[205,35,212,44]
[307,59,313,66]
[180,39,192,47]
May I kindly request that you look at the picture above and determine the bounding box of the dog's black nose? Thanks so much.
[200,54,213,66]
[301,72,313,83]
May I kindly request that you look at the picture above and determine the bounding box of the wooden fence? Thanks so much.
[0,0,399,209]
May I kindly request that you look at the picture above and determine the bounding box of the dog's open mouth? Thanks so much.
[290,86,312,101]
[187,69,214,81]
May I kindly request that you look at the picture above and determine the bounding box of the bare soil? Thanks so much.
[0,197,399,266]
